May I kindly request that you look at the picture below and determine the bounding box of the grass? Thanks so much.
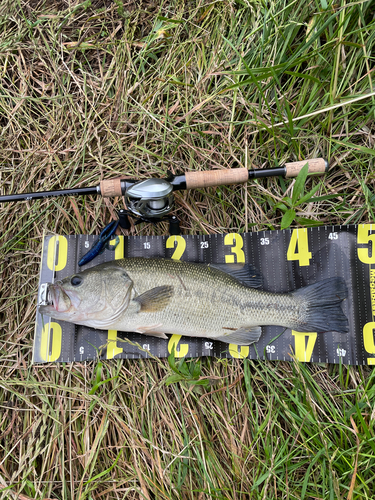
[0,0,375,498]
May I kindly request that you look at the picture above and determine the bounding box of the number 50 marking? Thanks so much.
[357,224,375,264]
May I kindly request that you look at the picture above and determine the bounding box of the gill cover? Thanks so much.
[40,265,134,328]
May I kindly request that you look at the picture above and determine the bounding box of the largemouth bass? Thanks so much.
[38,258,349,345]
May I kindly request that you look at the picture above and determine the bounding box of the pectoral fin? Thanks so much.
[134,285,174,313]
[215,326,262,345]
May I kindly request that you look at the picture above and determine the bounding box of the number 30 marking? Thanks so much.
[224,233,245,264]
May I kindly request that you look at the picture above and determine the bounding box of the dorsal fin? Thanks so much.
[209,263,262,288]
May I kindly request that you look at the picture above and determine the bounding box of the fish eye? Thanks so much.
[71,275,83,287]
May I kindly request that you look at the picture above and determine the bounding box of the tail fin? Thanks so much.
[292,277,349,333]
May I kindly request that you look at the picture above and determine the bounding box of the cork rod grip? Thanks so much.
[100,178,123,197]
[185,168,249,190]
[285,158,328,178]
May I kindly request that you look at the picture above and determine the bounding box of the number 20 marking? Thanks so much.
[166,235,186,260]
[165,236,188,357]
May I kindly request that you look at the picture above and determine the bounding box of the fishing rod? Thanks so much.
[0,158,328,221]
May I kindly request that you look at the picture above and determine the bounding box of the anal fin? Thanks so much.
[215,326,262,345]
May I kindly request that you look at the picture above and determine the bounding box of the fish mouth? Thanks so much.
[38,283,52,307]
[38,282,79,316]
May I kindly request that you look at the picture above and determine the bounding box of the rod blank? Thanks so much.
[0,186,99,203]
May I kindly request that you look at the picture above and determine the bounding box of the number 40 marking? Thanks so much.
[287,229,312,267]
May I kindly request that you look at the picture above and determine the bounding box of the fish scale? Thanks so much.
[39,257,349,346]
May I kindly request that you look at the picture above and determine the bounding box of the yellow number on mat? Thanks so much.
[229,345,249,359]
[107,330,124,359]
[165,238,189,356]
[168,334,189,358]
[292,331,317,362]
[225,234,245,353]
[224,233,245,263]
[166,235,186,260]
[287,229,312,267]
[47,235,68,271]
[106,237,125,358]
[110,235,124,260]
[40,322,62,362]
[357,225,375,264]
[363,322,375,354]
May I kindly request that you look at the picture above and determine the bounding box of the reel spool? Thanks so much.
[124,178,174,218]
